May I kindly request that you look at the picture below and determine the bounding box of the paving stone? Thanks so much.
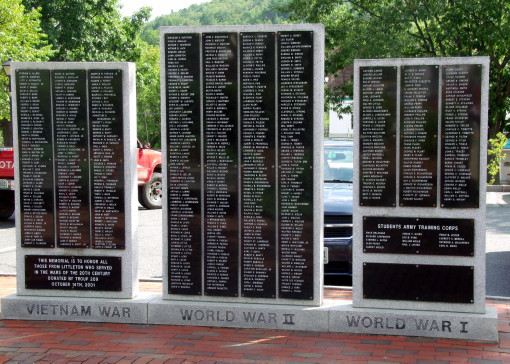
[387,349,420,355]
[341,351,372,356]
[183,351,215,356]
[60,340,91,346]
[293,352,323,358]
[243,353,275,360]
[361,339,392,345]
[164,342,195,347]
[314,341,346,347]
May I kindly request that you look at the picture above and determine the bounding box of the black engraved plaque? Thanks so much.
[88,70,125,249]
[363,216,474,256]
[240,32,276,298]
[16,70,55,248]
[165,33,202,295]
[400,65,439,207]
[359,67,397,207]
[277,31,314,300]
[363,263,474,303]
[203,33,239,297]
[25,255,122,291]
[52,70,90,248]
[441,64,481,208]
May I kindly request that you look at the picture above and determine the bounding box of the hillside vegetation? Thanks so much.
[141,0,290,44]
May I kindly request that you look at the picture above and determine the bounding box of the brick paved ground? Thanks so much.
[1,275,510,363]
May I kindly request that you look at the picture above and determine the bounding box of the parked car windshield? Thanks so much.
[324,145,353,183]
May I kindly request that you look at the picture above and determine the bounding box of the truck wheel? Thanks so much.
[138,173,162,209]
[0,190,14,220]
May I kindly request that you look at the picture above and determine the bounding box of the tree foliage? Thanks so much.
[488,132,508,184]
[21,0,151,62]
[283,0,510,137]
[142,0,289,45]
[0,0,53,145]
[136,43,160,149]
[21,0,158,146]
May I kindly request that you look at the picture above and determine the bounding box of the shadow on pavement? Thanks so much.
[502,193,510,204]
[0,216,14,230]
[486,251,510,297]
[325,275,352,287]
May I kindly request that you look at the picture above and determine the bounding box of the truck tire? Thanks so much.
[0,190,14,220]
[138,173,162,209]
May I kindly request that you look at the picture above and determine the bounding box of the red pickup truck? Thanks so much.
[0,147,15,219]
[0,142,162,220]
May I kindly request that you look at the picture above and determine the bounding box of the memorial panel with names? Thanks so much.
[52,70,90,248]
[203,33,239,297]
[277,31,314,300]
[359,67,397,207]
[240,32,276,298]
[88,70,125,249]
[25,255,122,291]
[363,262,474,303]
[441,64,481,208]
[165,33,202,295]
[400,65,438,207]
[16,70,55,248]
[363,216,474,256]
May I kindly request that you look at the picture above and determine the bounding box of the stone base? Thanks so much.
[148,297,332,331]
[1,295,499,343]
[0,293,156,324]
[148,298,498,343]
[329,301,498,343]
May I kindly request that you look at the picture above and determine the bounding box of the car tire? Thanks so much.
[138,172,162,209]
[0,190,14,220]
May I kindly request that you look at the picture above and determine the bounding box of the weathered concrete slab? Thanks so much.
[328,300,498,342]
[148,297,331,331]
[147,298,498,342]
[1,293,155,324]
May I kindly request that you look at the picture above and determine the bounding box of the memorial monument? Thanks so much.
[342,57,497,340]
[148,23,326,327]
[1,62,150,323]
[0,49,498,343]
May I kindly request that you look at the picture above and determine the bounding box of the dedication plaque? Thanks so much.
[52,70,90,248]
[89,70,125,249]
[202,32,239,297]
[16,70,55,248]
[363,263,474,303]
[359,67,397,207]
[440,64,481,208]
[240,32,276,298]
[399,65,438,207]
[13,62,136,299]
[162,24,323,304]
[363,216,474,256]
[25,255,122,291]
[278,31,314,300]
[165,33,202,295]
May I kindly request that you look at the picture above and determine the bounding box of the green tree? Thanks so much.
[0,0,54,146]
[22,0,151,62]
[488,132,508,185]
[142,0,289,45]
[283,0,510,138]
[136,43,161,149]
[21,0,159,146]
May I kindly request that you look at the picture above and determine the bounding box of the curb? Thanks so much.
[487,184,510,192]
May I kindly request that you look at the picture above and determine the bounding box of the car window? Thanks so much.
[324,147,353,182]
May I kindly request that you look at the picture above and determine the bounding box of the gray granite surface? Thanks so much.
[11,62,138,299]
[353,57,490,313]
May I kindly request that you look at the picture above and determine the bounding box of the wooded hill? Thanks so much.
[141,0,289,45]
